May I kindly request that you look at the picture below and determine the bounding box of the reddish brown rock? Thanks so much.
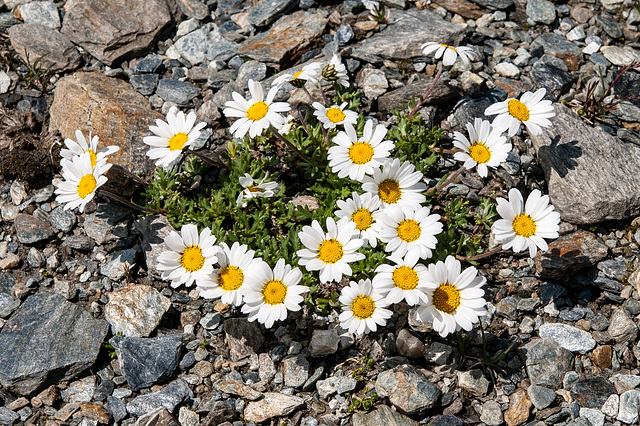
[436,0,485,19]
[504,390,532,426]
[534,230,608,280]
[377,78,458,113]
[592,345,612,369]
[80,403,111,424]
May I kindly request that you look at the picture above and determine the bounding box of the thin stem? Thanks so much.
[429,165,465,194]
[408,64,443,120]
[439,148,460,155]
[269,125,320,168]
[304,87,330,146]
[318,83,330,106]
[110,165,149,187]
[455,245,503,262]
[296,108,310,136]
[191,149,227,169]
[100,190,167,214]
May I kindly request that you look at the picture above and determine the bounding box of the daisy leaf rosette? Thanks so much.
[415,256,487,338]
[372,250,430,306]
[143,106,207,167]
[335,191,383,248]
[379,204,443,260]
[453,118,512,178]
[328,121,395,181]
[236,173,280,207]
[297,217,365,283]
[421,42,476,67]
[493,188,560,258]
[241,258,309,329]
[223,79,290,139]
[197,242,267,306]
[55,151,112,213]
[157,224,218,288]
[361,158,427,209]
[484,88,555,137]
[339,279,392,335]
[313,102,358,129]
[60,130,119,168]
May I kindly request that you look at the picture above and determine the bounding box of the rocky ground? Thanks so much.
[0,0,639,425]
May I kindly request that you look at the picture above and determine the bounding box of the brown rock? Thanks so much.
[377,78,458,113]
[80,403,111,424]
[244,393,304,423]
[571,6,594,23]
[60,0,172,66]
[354,20,379,32]
[215,380,263,401]
[6,396,29,411]
[504,390,532,426]
[534,230,608,280]
[0,254,20,270]
[31,385,58,407]
[238,11,327,69]
[592,345,612,369]
[396,329,424,359]
[223,318,264,361]
[135,407,179,426]
[436,0,485,19]
[49,72,164,191]
[8,24,81,72]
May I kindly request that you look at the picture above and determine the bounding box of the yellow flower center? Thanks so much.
[351,208,374,231]
[469,142,491,164]
[247,101,269,121]
[512,213,537,237]
[218,265,244,291]
[84,149,98,168]
[440,43,457,51]
[77,174,97,199]
[392,266,419,290]
[247,185,264,193]
[396,219,421,243]
[326,107,346,123]
[351,295,375,319]
[348,142,374,165]
[377,179,401,204]
[262,279,287,305]
[168,132,189,151]
[433,283,461,314]
[507,99,530,122]
[317,239,344,264]
[180,246,205,273]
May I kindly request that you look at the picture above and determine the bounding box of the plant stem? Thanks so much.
[110,165,149,187]
[455,245,503,262]
[100,190,167,214]
[318,82,330,106]
[191,149,227,169]
[269,125,320,167]
[304,87,330,146]
[408,64,443,120]
[296,108,310,136]
[429,165,465,194]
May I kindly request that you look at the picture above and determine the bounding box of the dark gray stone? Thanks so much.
[614,71,640,101]
[49,206,76,233]
[570,377,616,408]
[526,0,556,24]
[0,407,19,425]
[531,33,582,57]
[531,104,640,224]
[111,334,182,391]
[375,364,441,414]
[126,379,192,417]
[522,338,573,388]
[431,415,463,426]
[467,0,512,9]
[309,329,339,357]
[247,0,297,28]
[597,259,628,280]
[530,62,576,101]
[63,235,96,251]
[352,405,418,426]
[93,379,114,402]
[14,214,54,245]
[156,79,200,106]
[130,74,159,96]
[528,385,558,409]
[496,296,519,320]
[0,13,21,32]
[377,78,458,113]
[424,342,453,365]
[84,204,132,245]
[0,274,16,296]
[236,60,267,87]
[174,23,238,65]
[0,293,19,318]
[595,14,622,39]
[449,89,507,132]
[106,395,127,423]
[0,293,108,395]
[133,57,163,74]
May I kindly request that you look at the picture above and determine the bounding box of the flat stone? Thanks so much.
[522,338,573,388]
[504,390,532,426]
[436,0,484,19]
[480,400,503,425]
[352,405,418,426]
[396,329,424,359]
[247,0,297,28]
[531,104,640,224]
[174,23,238,65]
[282,354,309,388]
[14,213,54,245]
[100,248,137,281]
[580,408,604,426]
[8,23,80,72]
[126,379,192,417]
[352,9,465,60]
[130,74,159,96]
[60,376,96,403]
[531,33,582,57]
[215,381,262,400]
[375,364,441,414]
[530,62,577,101]
[104,285,169,337]
[527,385,556,410]
[496,62,519,78]
[618,390,640,424]
[79,403,111,424]
[134,215,174,280]
[49,206,77,233]
[0,407,19,425]
[601,46,640,67]
[223,318,264,361]
[18,1,60,29]
[236,60,267,87]
[0,292,20,318]
[0,293,108,395]
[106,396,127,423]
[135,406,178,425]
[243,392,304,423]
[534,231,608,279]
[608,308,638,343]
[82,204,132,245]
[377,78,458,113]
[155,79,200,106]
[175,0,209,20]
[111,334,182,391]
[316,376,357,399]
[539,323,596,353]
[570,376,616,408]
[63,235,96,252]
[360,68,389,99]
[468,0,513,9]
[238,11,327,69]
[595,14,622,38]
[309,329,339,357]
[526,0,556,24]
[49,72,164,186]
[457,369,490,396]
[60,0,172,66]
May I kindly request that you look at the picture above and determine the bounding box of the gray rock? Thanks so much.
[93,379,114,402]
[361,68,389,100]
[60,0,172,66]
[527,385,556,410]
[100,248,138,281]
[608,308,638,343]
[424,342,453,365]
[531,104,640,224]
[522,338,573,388]
[14,214,54,244]
[531,33,582,57]
[316,376,357,399]
[223,318,264,361]
[375,364,441,414]
[174,23,238,65]
[612,102,640,123]
[595,14,622,39]
[599,46,640,67]
[534,231,608,280]
[0,407,19,425]
[352,9,465,60]
[247,0,297,28]
[496,296,519,320]
[597,259,628,280]
[126,379,192,417]
[580,408,605,426]
[378,78,458,113]
[0,293,20,318]
[539,323,596,353]
[134,215,174,280]
[49,206,77,233]
[335,24,354,45]
[618,390,640,424]
[8,23,80,72]
[309,329,339,357]
[530,62,576,101]
[468,0,513,9]
[156,79,200,106]
[457,369,489,396]
[84,204,131,245]
[244,392,305,423]
[236,60,267,87]
[111,334,182,391]
[282,354,309,388]
[570,377,616,409]
[199,313,221,330]
[104,285,170,337]
[352,405,418,426]
[601,393,619,418]
[133,57,163,74]
[63,235,95,252]
[395,329,424,359]
[479,400,503,425]
[130,74,159,96]
[175,0,209,20]
[526,0,556,24]
[18,1,60,29]
[60,376,96,403]
[0,13,21,32]
[430,415,463,426]
[449,90,507,132]
[0,293,108,395]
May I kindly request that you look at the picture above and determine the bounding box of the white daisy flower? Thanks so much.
[223,79,291,139]
[339,279,392,335]
[143,106,207,168]
[335,192,383,248]
[55,152,111,213]
[322,54,350,87]
[272,62,322,88]
[415,256,487,338]
[280,114,296,135]
[297,217,365,284]
[361,158,427,209]
[493,188,561,258]
[60,130,119,169]
[328,121,395,181]
[197,242,266,306]
[421,42,477,67]
[379,205,443,260]
[453,118,512,178]
[484,88,555,137]
[313,102,358,130]
[372,251,430,306]
[241,258,309,329]
[156,224,218,288]
[236,173,280,208]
